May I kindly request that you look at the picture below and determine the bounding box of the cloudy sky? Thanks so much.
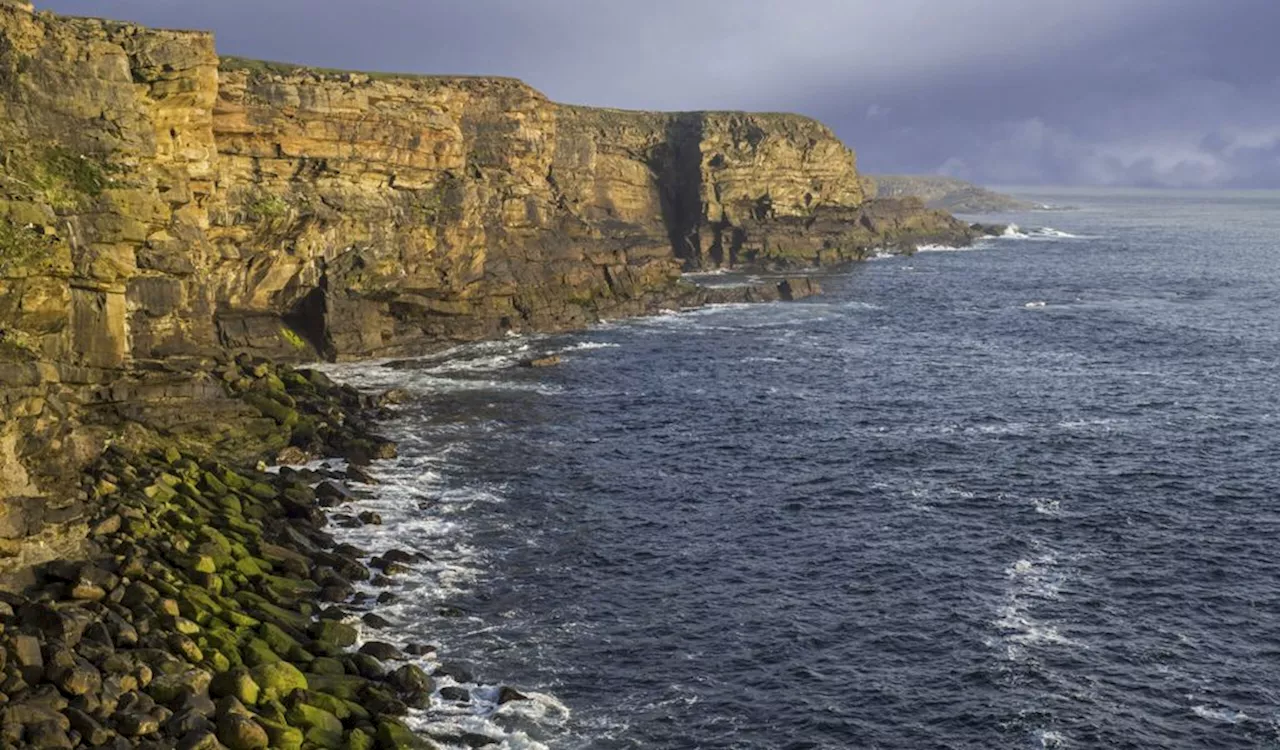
[39,0,1280,188]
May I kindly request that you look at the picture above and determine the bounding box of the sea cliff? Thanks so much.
[0,5,988,746]
[0,3,984,513]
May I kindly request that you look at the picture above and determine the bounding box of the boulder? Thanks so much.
[215,712,269,750]
[248,661,307,702]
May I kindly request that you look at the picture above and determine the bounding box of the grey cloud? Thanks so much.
[34,0,1280,187]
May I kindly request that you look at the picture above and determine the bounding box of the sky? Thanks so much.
[38,0,1280,188]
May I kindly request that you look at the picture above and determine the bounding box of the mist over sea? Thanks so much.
[324,188,1280,749]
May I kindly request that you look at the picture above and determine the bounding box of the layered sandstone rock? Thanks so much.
[0,5,981,546]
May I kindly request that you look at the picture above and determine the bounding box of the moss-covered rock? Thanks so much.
[259,717,305,750]
[347,727,377,750]
[376,718,437,750]
[210,667,261,706]
[250,660,308,703]
[285,701,345,747]
[309,620,358,649]
[217,711,271,750]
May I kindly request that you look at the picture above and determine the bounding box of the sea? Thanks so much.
[318,187,1280,749]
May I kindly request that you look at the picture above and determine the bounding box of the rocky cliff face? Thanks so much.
[0,4,980,557]
[206,68,894,360]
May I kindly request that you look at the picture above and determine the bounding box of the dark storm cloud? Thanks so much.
[36,0,1280,187]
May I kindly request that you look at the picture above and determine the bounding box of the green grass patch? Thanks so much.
[247,193,290,222]
[0,219,57,275]
[32,147,116,211]
[220,56,524,84]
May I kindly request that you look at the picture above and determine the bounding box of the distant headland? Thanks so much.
[869,175,1046,213]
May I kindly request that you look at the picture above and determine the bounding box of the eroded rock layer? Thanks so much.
[0,4,979,544]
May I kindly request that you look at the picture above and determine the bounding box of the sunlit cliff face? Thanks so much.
[37,0,1280,187]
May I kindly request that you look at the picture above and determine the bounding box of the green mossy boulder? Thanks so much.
[285,702,344,747]
[308,657,346,676]
[309,620,358,649]
[258,623,310,664]
[303,673,368,701]
[250,660,308,702]
[347,728,376,750]
[217,712,270,750]
[259,718,305,750]
[376,718,436,750]
[241,638,281,667]
[210,667,261,706]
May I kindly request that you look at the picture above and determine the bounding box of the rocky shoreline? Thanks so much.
[0,272,831,750]
[0,270,845,749]
[0,357,463,750]
[0,5,1009,746]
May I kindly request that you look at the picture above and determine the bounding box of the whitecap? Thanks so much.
[999,224,1087,240]
[1056,418,1121,432]
[558,341,620,352]
[992,547,1081,663]
[915,243,971,253]
[1030,227,1082,239]
[1191,705,1250,724]
[1030,497,1061,516]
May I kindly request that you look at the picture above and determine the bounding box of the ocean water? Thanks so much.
[323,188,1280,749]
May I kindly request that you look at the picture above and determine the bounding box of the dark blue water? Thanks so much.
[330,189,1280,749]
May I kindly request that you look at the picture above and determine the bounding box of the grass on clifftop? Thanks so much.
[220,56,525,84]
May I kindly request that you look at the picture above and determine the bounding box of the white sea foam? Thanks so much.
[1030,497,1061,516]
[558,341,620,352]
[1036,729,1068,748]
[681,267,737,278]
[323,363,562,396]
[1191,705,1250,724]
[993,546,1081,663]
[1004,552,1063,601]
[316,337,550,390]
[424,349,530,374]
[1001,224,1086,240]
[1056,417,1123,433]
[304,362,579,750]
[1031,227,1082,239]
[934,420,1030,437]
